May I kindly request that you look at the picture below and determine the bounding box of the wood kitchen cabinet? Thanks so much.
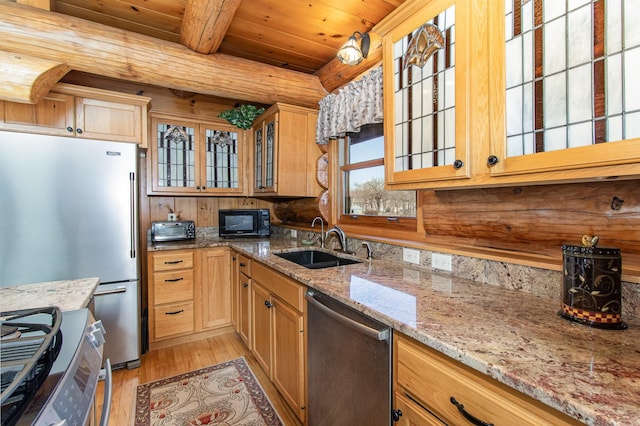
[251,261,306,422]
[148,113,248,195]
[148,250,195,342]
[252,103,322,197]
[148,247,233,348]
[0,83,150,146]
[377,0,640,190]
[199,248,232,330]
[394,334,581,426]
[237,254,252,349]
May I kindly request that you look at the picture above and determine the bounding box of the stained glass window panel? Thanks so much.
[505,0,640,157]
[393,4,456,171]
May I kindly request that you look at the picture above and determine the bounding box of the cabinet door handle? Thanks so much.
[76,128,83,134]
[243,282,249,288]
[487,155,499,166]
[165,309,184,315]
[164,277,184,282]
[164,260,184,265]
[450,397,494,426]
[264,300,273,308]
[66,126,74,132]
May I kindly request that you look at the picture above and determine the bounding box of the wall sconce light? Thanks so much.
[337,31,370,66]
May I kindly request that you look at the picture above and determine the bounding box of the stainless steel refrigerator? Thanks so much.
[0,131,141,369]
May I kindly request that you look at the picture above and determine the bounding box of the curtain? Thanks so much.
[316,66,383,145]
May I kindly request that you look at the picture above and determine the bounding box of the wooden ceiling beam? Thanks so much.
[180,0,241,54]
[0,50,69,103]
[0,1,326,108]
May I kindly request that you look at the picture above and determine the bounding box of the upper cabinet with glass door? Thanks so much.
[488,0,640,180]
[148,114,246,195]
[379,0,477,188]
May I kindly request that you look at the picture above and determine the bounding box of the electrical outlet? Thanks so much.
[402,248,420,265]
[168,213,177,221]
[432,252,452,272]
[291,229,298,238]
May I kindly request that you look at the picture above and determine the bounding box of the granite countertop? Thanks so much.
[0,277,100,313]
[151,237,640,425]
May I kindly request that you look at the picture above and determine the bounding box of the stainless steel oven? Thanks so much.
[0,307,112,426]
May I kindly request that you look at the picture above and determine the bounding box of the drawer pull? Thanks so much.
[165,309,185,315]
[240,262,247,267]
[164,277,184,283]
[450,397,494,426]
[164,260,184,265]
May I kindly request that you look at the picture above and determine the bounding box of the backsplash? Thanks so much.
[279,226,639,320]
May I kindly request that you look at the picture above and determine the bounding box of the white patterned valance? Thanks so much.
[316,66,383,144]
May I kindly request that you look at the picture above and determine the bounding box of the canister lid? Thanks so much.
[562,244,620,256]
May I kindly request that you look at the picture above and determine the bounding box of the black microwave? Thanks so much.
[219,209,270,238]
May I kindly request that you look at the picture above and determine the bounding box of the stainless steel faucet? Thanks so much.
[311,216,325,248]
[362,242,373,260]
[325,225,349,253]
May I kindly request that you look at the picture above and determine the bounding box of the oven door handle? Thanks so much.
[98,358,112,426]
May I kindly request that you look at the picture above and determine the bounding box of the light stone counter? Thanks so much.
[0,277,100,312]
[151,237,640,426]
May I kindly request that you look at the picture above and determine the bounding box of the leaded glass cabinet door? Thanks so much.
[200,124,243,193]
[253,111,278,193]
[263,117,277,192]
[151,117,197,193]
[382,0,472,188]
[489,0,640,178]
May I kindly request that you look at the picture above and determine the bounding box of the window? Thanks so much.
[339,123,416,227]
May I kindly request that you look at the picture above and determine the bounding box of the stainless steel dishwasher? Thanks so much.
[306,289,392,426]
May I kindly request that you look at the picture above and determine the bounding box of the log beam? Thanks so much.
[0,1,326,108]
[0,50,69,103]
[180,0,241,54]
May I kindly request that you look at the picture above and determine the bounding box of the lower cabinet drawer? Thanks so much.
[154,302,194,339]
[396,335,580,426]
[153,270,194,305]
[394,392,445,426]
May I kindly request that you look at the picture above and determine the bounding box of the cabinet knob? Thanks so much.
[196,185,201,190]
[391,409,403,422]
[243,282,248,288]
[264,300,273,308]
[76,128,83,134]
[66,126,73,133]
[453,159,464,169]
[487,155,499,166]
[202,186,206,190]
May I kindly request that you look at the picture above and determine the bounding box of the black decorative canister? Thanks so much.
[560,235,627,329]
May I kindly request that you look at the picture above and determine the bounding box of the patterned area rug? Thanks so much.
[134,357,283,425]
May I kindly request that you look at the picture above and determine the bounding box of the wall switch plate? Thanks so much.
[402,248,420,265]
[432,252,452,272]
[291,229,298,238]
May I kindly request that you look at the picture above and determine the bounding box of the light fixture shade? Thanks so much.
[337,35,363,65]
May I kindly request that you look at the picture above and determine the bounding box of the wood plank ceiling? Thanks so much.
[53,0,405,89]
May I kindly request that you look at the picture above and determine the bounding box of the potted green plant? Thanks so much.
[218,104,265,130]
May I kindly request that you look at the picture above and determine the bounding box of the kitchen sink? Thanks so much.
[274,250,362,269]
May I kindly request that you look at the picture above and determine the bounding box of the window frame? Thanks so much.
[336,125,417,233]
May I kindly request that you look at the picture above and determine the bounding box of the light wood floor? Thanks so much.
[96,331,302,425]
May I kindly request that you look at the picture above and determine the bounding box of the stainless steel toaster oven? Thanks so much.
[151,220,196,242]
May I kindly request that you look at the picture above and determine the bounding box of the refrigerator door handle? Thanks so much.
[129,172,136,259]
[305,291,389,341]
[94,287,127,297]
